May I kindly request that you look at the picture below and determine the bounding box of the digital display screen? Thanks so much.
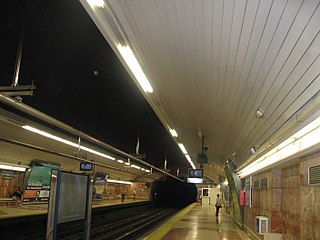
[188,169,203,178]
[80,163,93,171]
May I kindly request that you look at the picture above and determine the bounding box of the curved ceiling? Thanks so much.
[81,0,320,180]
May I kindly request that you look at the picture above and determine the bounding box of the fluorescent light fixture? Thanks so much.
[0,164,26,172]
[169,128,178,137]
[22,125,115,161]
[107,179,132,185]
[180,144,196,168]
[80,146,115,160]
[125,162,130,166]
[87,0,105,8]
[117,160,124,163]
[239,115,320,178]
[145,169,151,173]
[117,44,153,93]
[131,164,141,170]
[178,143,188,154]
[185,155,196,169]
[141,168,145,171]
[23,125,78,147]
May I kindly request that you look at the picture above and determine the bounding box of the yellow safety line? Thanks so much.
[0,210,47,219]
[142,202,197,240]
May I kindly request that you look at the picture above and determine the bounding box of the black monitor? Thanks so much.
[80,162,93,171]
[188,168,203,178]
[187,169,204,184]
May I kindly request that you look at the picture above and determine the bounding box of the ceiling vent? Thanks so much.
[309,165,320,185]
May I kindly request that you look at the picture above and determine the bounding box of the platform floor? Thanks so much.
[0,198,148,219]
[143,203,253,240]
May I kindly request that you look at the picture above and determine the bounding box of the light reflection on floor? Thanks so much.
[162,204,252,240]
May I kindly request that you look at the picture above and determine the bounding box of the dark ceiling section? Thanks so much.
[0,0,186,171]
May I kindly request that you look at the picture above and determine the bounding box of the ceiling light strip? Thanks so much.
[86,0,105,8]
[117,159,150,172]
[117,44,153,93]
[239,116,320,177]
[0,164,26,172]
[185,155,196,169]
[178,143,188,154]
[22,125,115,161]
[169,128,178,137]
[107,179,132,184]
[177,143,196,169]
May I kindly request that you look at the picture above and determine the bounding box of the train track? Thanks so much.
[0,201,178,240]
[90,207,177,240]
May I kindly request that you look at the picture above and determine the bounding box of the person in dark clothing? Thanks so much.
[121,191,126,202]
[132,189,136,201]
[12,189,23,205]
[215,194,222,217]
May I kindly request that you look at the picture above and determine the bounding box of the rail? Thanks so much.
[0,201,178,240]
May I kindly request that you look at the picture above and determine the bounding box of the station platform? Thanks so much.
[1,200,254,240]
[0,198,149,219]
[143,203,253,240]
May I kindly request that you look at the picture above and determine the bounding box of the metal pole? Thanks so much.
[0,93,182,181]
[12,0,28,87]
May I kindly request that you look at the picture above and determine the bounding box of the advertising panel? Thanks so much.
[93,172,107,200]
[23,164,59,203]
[57,172,88,223]
[239,189,246,206]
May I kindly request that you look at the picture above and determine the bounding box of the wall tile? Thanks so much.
[271,169,282,188]
[272,188,282,211]
[271,211,282,233]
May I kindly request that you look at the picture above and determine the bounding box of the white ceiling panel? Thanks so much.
[81,0,320,180]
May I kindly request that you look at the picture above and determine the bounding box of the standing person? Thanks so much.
[215,194,222,217]
[121,191,126,202]
[132,189,137,201]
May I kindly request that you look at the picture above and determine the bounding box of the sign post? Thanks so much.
[46,169,61,240]
[46,170,92,240]
[84,175,94,239]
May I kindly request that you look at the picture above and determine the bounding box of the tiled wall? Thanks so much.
[299,152,320,240]
[282,164,300,239]
[244,171,273,240]
[0,171,24,198]
[104,182,150,199]
[244,152,320,240]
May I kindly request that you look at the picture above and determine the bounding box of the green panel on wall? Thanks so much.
[225,165,242,228]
